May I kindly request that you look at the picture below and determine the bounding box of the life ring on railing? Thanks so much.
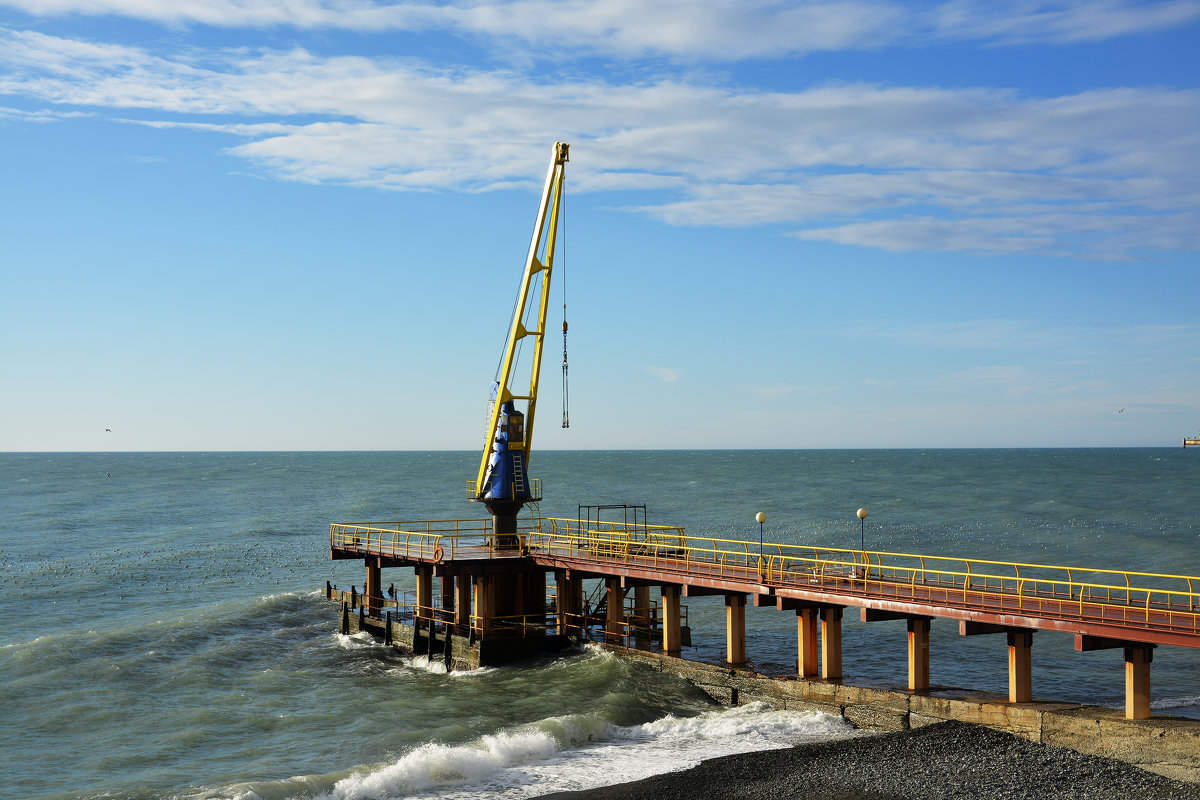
[433,546,444,563]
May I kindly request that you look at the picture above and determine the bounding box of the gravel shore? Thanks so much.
[537,721,1197,800]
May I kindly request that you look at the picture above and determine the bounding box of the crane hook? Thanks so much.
[561,317,570,428]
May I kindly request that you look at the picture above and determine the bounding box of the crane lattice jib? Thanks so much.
[474,142,569,497]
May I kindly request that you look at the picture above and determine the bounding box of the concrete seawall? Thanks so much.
[614,646,1200,784]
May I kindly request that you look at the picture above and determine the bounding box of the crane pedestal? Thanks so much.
[485,500,525,550]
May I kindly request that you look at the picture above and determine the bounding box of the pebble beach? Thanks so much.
[537,721,1198,800]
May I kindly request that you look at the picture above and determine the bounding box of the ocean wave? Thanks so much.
[199,703,851,800]
[392,655,497,678]
[1151,695,1200,710]
[333,631,385,650]
[622,701,853,744]
[325,727,567,799]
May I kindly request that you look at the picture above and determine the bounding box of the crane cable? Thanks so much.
[561,192,570,429]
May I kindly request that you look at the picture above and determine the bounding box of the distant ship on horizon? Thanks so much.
[1185,433,1200,448]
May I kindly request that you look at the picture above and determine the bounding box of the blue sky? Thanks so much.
[1,1,1198,452]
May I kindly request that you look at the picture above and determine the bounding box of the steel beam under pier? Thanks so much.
[862,608,931,692]
[1008,631,1033,703]
[662,585,682,655]
[416,565,433,620]
[455,574,472,632]
[555,572,583,638]
[633,585,652,650]
[441,576,455,618]
[959,621,1036,704]
[606,578,625,644]
[821,606,843,680]
[1075,634,1156,720]
[769,597,827,679]
[908,618,931,692]
[365,557,382,617]
[725,594,746,665]
[798,607,819,677]
[1126,647,1153,720]
[473,575,494,633]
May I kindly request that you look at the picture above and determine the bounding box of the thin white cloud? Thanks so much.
[0,28,1196,257]
[2,0,1196,57]
[644,366,681,382]
[927,0,1200,46]
[0,103,90,121]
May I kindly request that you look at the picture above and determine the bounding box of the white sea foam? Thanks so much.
[286,702,854,800]
[333,631,383,650]
[393,655,497,678]
[1152,695,1200,711]
[0,634,49,650]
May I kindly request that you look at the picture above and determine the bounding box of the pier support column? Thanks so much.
[662,585,682,655]
[1008,631,1033,703]
[1076,635,1155,720]
[797,607,819,678]
[725,594,747,666]
[821,606,843,680]
[365,558,382,617]
[455,573,472,633]
[633,586,652,650]
[556,573,583,637]
[605,578,625,644]
[473,575,493,633]
[415,566,433,626]
[1126,646,1153,720]
[963,622,1035,704]
[441,576,455,625]
[908,618,931,692]
[516,571,547,627]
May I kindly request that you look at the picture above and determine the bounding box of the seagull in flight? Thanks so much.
[106,428,112,432]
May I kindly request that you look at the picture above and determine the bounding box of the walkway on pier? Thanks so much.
[329,517,1200,719]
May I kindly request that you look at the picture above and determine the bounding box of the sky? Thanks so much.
[1,0,1198,452]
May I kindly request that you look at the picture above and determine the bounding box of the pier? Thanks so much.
[329,513,1200,724]
[324,141,1200,783]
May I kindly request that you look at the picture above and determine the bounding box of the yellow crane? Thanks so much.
[469,142,569,545]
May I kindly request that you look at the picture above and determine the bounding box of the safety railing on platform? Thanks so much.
[544,517,687,554]
[330,515,543,560]
[330,586,462,629]
[526,526,1200,639]
[332,580,692,649]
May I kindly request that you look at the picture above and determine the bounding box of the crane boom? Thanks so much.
[472,141,569,508]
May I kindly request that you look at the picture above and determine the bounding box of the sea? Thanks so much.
[3,449,1198,800]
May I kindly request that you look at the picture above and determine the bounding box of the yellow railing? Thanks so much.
[543,517,687,553]
[526,527,1200,638]
[332,516,1200,639]
[330,515,543,559]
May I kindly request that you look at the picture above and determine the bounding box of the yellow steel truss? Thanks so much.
[473,142,570,498]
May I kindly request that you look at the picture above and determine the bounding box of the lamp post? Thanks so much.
[755,511,766,579]
[857,507,868,551]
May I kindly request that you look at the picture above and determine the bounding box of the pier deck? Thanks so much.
[330,517,1200,720]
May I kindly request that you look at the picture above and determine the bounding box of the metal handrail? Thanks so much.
[330,516,543,559]
[332,516,1200,640]
[526,525,1200,639]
